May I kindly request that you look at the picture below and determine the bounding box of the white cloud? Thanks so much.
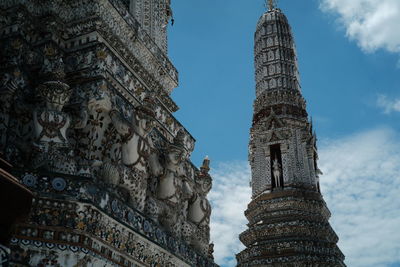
[209,128,400,267]
[209,162,251,266]
[319,128,400,267]
[376,94,400,113]
[320,0,400,53]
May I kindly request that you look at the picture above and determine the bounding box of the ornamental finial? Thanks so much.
[201,155,210,174]
[268,0,277,11]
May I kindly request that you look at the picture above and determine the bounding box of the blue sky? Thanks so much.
[168,0,400,266]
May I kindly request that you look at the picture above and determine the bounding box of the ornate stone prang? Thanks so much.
[0,0,217,265]
[239,4,345,267]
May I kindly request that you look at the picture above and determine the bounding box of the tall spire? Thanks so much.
[236,5,345,267]
[255,5,301,98]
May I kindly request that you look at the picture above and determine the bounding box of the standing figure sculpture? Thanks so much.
[144,129,189,236]
[32,58,88,175]
[187,157,212,225]
[99,96,162,212]
[76,92,115,176]
[185,157,212,255]
[272,157,282,188]
[155,140,187,205]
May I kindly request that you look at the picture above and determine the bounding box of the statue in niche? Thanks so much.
[32,57,88,175]
[272,157,282,188]
[98,96,162,212]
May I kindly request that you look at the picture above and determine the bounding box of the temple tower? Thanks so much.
[0,0,217,266]
[236,3,345,266]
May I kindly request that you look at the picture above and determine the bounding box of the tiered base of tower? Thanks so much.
[236,189,345,267]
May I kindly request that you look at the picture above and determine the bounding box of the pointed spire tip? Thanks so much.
[267,0,277,11]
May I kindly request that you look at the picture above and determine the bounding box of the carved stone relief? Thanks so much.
[251,146,270,197]
[0,1,216,264]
